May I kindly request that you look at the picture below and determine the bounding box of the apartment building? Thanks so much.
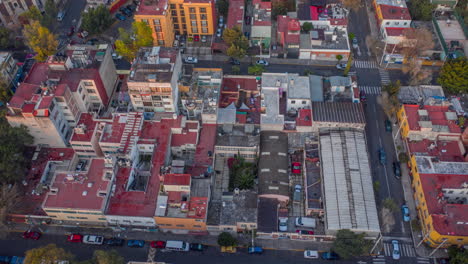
[135,0,216,47]
[0,0,45,27]
[0,52,19,90]
[127,47,182,112]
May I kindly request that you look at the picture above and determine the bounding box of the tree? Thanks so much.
[41,0,58,28]
[0,184,21,238]
[336,54,343,62]
[332,229,372,259]
[133,21,154,48]
[24,244,74,264]
[81,5,115,35]
[398,152,409,163]
[0,119,34,182]
[408,0,435,21]
[93,250,125,264]
[216,0,229,17]
[19,6,42,24]
[272,2,288,20]
[0,28,11,49]
[217,232,237,247]
[227,45,246,59]
[115,21,154,60]
[303,69,314,76]
[222,26,243,47]
[448,246,468,264]
[438,57,468,94]
[382,198,398,212]
[400,28,434,58]
[302,22,313,33]
[23,21,58,61]
[248,65,265,75]
[402,58,432,85]
[231,66,240,75]
[343,0,362,11]
[0,78,12,103]
[383,80,401,97]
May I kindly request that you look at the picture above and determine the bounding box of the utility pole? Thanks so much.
[379,40,388,66]
[370,233,383,255]
[429,239,447,257]
[417,232,430,248]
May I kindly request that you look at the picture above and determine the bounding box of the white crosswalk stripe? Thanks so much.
[417,257,431,264]
[354,60,379,68]
[383,242,416,257]
[379,68,391,85]
[359,86,382,95]
[348,71,357,76]
[384,243,391,256]
[372,255,386,263]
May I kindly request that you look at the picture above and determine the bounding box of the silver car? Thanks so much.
[184,56,198,64]
[392,240,400,260]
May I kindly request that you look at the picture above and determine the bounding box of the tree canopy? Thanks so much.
[217,232,237,247]
[437,57,468,94]
[248,65,265,75]
[302,22,313,33]
[0,184,21,238]
[0,78,12,104]
[81,5,115,35]
[223,26,248,49]
[227,45,246,59]
[331,229,372,259]
[0,28,12,49]
[92,250,125,264]
[41,0,58,28]
[115,21,154,60]
[448,246,468,264]
[272,2,288,20]
[23,20,58,61]
[383,80,401,97]
[19,6,43,25]
[400,28,434,58]
[24,244,74,264]
[408,0,435,21]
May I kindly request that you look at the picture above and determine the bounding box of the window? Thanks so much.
[183,24,187,29]
[192,28,198,33]
[181,17,186,23]
[87,89,96,94]
[191,21,197,27]
[153,19,160,25]
[98,218,106,220]
[171,10,177,16]
[302,101,306,104]
[176,224,185,227]
[156,33,163,39]
[170,4,176,9]
[395,22,399,25]
[200,14,207,20]
[180,10,185,16]
[190,14,196,19]
[200,7,206,13]
[386,22,390,25]
[82,94,86,101]
[158,40,165,45]
[202,27,208,33]
[155,26,162,32]
[174,24,180,29]
[172,17,178,23]
[78,86,83,93]
[55,97,64,102]
[84,81,93,86]
[152,96,162,100]
[403,22,407,25]
[142,19,149,24]
[201,20,207,26]
[291,100,296,104]
[189,7,196,13]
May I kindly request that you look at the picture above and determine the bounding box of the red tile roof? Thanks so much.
[385,27,405,36]
[420,173,468,237]
[404,105,461,134]
[194,124,216,166]
[227,0,244,29]
[379,4,411,20]
[219,77,259,108]
[187,197,208,219]
[252,0,271,26]
[43,159,111,211]
[9,83,40,108]
[296,109,312,127]
[408,139,465,162]
[171,131,198,147]
[164,174,191,186]
[168,191,183,204]
[135,0,167,16]
[277,16,300,46]
[70,113,98,142]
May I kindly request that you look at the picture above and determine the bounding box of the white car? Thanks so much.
[294,184,302,192]
[278,218,288,232]
[201,35,207,43]
[216,28,222,37]
[83,235,104,245]
[184,56,198,64]
[304,250,319,259]
[392,240,400,260]
[256,59,269,66]
[336,62,347,70]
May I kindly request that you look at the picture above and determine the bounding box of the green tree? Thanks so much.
[459,116,466,128]
[0,28,11,49]
[303,69,314,76]
[231,66,240,75]
[115,22,154,60]
[272,2,288,20]
[399,152,409,163]
[93,250,125,264]
[23,20,58,61]
[216,0,229,17]
[41,0,58,28]
[408,0,435,21]
[248,64,265,75]
[302,22,313,33]
[0,78,12,103]
[343,53,353,76]
[448,246,468,264]
[24,244,74,264]
[19,6,42,24]
[227,45,246,59]
[336,54,343,62]
[81,5,115,35]
[438,57,468,94]
[0,184,21,238]
[383,80,401,97]
[348,32,355,40]
[382,198,398,212]
[222,26,243,47]
[217,232,237,247]
[133,21,154,47]
[332,229,372,259]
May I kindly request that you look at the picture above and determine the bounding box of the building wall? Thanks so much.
[155,216,206,231]
[0,52,19,86]
[299,50,350,61]
[215,146,258,159]
[397,105,410,139]
[7,114,67,147]
[99,47,118,103]
[287,98,311,111]
[106,215,156,227]
[136,12,174,47]
[43,208,107,223]
[0,0,44,28]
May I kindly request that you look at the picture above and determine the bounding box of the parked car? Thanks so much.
[150,240,166,248]
[120,7,132,17]
[86,38,99,45]
[385,119,392,132]
[295,217,316,228]
[104,238,124,246]
[184,56,198,64]
[194,35,200,42]
[22,231,41,240]
[245,16,251,25]
[392,240,401,260]
[57,10,66,21]
[83,235,104,245]
[360,90,367,102]
[304,250,319,259]
[352,38,358,49]
[67,234,83,243]
[244,32,250,38]
[115,13,126,21]
[379,148,386,165]
[216,28,222,37]
[67,26,75,37]
[294,184,302,193]
[230,57,240,65]
[336,62,347,70]
[189,243,204,251]
[393,162,401,179]
[126,4,137,12]
[248,246,263,254]
[291,162,301,174]
[256,59,269,66]
[296,229,314,235]
[401,205,410,222]
[278,218,288,232]
[321,252,340,260]
[127,240,145,248]
[201,35,207,43]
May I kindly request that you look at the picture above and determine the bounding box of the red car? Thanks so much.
[67,234,83,242]
[296,229,314,235]
[291,162,301,174]
[150,240,166,248]
[23,231,41,240]
[67,26,75,37]
[193,35,200,42]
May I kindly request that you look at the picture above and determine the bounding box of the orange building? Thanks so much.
[135,0,217,47]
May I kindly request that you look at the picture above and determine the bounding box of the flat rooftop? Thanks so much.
[398,85,445,105]
[300,28,349,50]
[261,88,284,125]
[305,143,322,209]
[408,139,465,162]
[403,105,461,134]
[219,190,258,225]
[312,102,366,124]
[70,113,98,142]
[436,19,466,41]
[215,124,260,147]
[415,156,468,175]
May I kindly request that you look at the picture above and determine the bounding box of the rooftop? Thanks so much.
[375,0,408,8]
[163,174,191,186]
[420,173,468,237]
[300,27,349,50]
[305,143,322,209]
[43,159,112,211]
[287,76,311,99]
[309,75,324,102]
[70,113,99,142]
[181,68,222,116]
[227,0,245,29]
[320,130,380,233]
[312,102,366,124]
[215,124,260,147]
[135,0,168,16]
[403,105,461,134]
[298,2,348,25]
[193,124,217,167]
[379,5,411,20]
[257,197,279,232]
[219,190,258,225]
[277,16,301,45]
[398,85,446,105]
[385,27,406,37]
[261,88,285,125]
[129,47,179,83]
[408,139,465,162]
[252,0,272,26]
[435,15,467,41]
[415,156,468,175]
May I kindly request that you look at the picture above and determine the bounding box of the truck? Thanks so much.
[295,217,316,229]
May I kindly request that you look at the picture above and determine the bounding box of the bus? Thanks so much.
[165,240,190,251]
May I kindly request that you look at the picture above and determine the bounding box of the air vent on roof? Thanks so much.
[82,191,88,196]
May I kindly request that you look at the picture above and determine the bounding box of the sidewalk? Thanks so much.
[190,54,337,67]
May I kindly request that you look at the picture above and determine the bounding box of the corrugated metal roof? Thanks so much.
[312,102,365,124]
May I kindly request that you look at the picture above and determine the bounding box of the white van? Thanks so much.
[295,217,316,228]
[304,250,319,259]
[165,240,190,251]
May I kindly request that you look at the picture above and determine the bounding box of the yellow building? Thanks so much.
[135,0,216,47]
[408,154,468,248]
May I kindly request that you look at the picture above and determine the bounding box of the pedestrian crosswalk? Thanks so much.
[416,257,432,264]
[359,86,382,95]
[354,60,379,69]
[383,242,416,257]
[379,68,391,85]
[372,255,386,264]
[348,71,357,76]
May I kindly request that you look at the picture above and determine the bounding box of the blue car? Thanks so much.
[401,205,410,222]
[115,13,126,21]
[321,252,340,260]
[379,148,386,165]
[248,246,263,254]
[127,240,145,248]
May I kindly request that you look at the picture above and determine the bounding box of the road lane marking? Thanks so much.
[383,164,391,196]
[401,220,405,234]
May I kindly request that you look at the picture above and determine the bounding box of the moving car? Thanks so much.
[291,162,301,174]
[230,57,240,65]
[385,119,392,132]
[104,238,124,246]
[57,11,66,21]
[401,205,410,222]
[150,240,166,248]
[352,38,358,49]
[393,162,401,179]
[127,240,145,248]
[336,62,347,70]
[67,234,83,243]
[392,240,400,260]
[360,90,367,102]
[216,28,222,37]
[120,7,132,17]
[184,56,198,64]
[248,246,263,254]
[296,229,314,235]
[379,148,386,165]
[115,13,126,21]
[190,243,204,251]
[256,59,269,66]
[23,231,41,240]
[278,217,288,232]
[321,252,340,260]
[304,250,319,259]
[83,235,104,245]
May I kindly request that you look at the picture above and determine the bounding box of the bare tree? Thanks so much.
[399,28,435,58]
[379,91,400,119]
[0,184,21,238]
[343,0,362,11]
[366,36,384,57]
[402,58,433,85]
